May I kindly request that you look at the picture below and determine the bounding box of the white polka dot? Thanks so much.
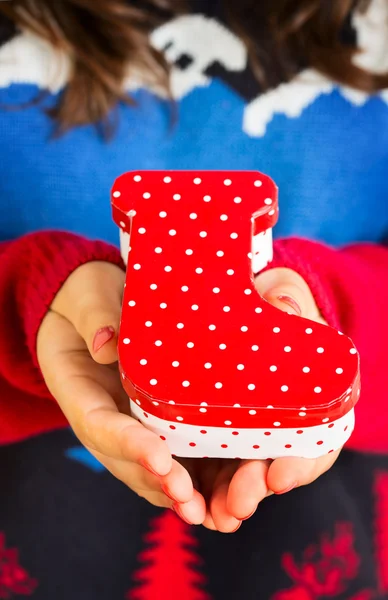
[216,251,224,257]
[187,342,194,348]
[345,395,351,402]
[133,264,141,270]
[223,306,231,312]
[237,364,245,370]
[254,180,262,187]
[150,284,157,290]
[143,192,151,199]
[140,359,147,365]
[203,195,211,202]
[113,191,121,198]
[177,323,184,329]
[172,361,179,367]
[169,400,175,405]
[303,367,310,373]
[350,348,357,355]
[234,404,241,408]
[153,401,159,406]
[284,346,292,353]
[173,194,181,201]
[219,343,227,350]
[281,385,289,392]
[119,221,126,228]
[269,210,275,216]
[306,328,313,334]
[136,399,141,405]
[336,368,344,374]
[252,345,259,351]
[213,287,220,294]
[182,381,190,387]
[169,229,177,236]
[299,411,307,417]
[248,384,256,391]
[134,175,142,182]
[267,405,274,409]
[155,247,162,254]
[225,420,232,426]
[181,286,189,292]
[241,326,248,332]
[155,340,162,347]
[227,269,235,275]
[150,379,158,386]
[123,338,130,345]
[128,300,136,307]
[138,227,146,234]
[199,231,207,238]
[215,382,223,389]
[314,387,322,394]
[317,347,325,354]
[201,402,208,407]
[209,324,216,331]
[220,214,228,221]
[234,197,242,204]
[190,213,198,220]
[322,418,329,423]
[191,304,199,311]
[274,422,281,427]
[186,249,193,255]
[255,307,263,314]
[128,210,136,217]
[249,409,256,414]
[194,177,202,185]
[264,198,272,205]
[199,408,207,413]
[270,365,277,372]
[273,327,281,333]
[204,363,212,369]
[164,266,172,272]
[176,416,184,421]
[159,211,167,218]
[224,179,232,186]
[248,252,253,259]
[160,303,167,309]
[163,176,172,183]
[244,289,252,295]
[145,321,152,327]
[230,233,238,239]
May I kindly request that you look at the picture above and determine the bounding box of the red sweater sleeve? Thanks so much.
[270,238,388,454]
[0,231,124,445]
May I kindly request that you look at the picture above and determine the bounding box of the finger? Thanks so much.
[267,450,341,494]
[51,261,125,364]
[39,314,173,476]
[227,460,270,520]
[160,459,195,504]
[210,462,241,533]
[202,512,217,530]
[173,490,207,525]
[254,267,326,324]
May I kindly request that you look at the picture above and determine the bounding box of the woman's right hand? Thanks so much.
[36,260,205,523]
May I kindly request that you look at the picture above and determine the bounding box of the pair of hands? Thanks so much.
[37,261,338,533]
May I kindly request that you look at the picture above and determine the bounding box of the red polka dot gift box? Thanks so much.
[111,171,360,460]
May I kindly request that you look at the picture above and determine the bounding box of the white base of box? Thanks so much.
[130,401,355,460]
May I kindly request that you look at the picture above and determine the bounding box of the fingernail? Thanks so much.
[241,509,257,521]
[161,483,179,503]
[274,482,298,495]
[230,521,242,533]
[93,326,115,353]
[140,459,162,478]
[277,295,302,317]
[172,503,193,525]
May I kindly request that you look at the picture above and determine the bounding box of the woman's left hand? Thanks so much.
[180,267,341,532]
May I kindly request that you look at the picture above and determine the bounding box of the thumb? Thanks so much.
[254,267,326,324]
[51,261,125,364]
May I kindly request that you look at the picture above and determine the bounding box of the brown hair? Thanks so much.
[0,0,386,130]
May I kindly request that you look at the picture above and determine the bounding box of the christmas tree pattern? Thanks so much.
[0,533,37,599]
[127,510,211,600]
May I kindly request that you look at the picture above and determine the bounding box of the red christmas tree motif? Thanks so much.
[127,510,211,600]
[272,523,366,600]
[0,533,37,599]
